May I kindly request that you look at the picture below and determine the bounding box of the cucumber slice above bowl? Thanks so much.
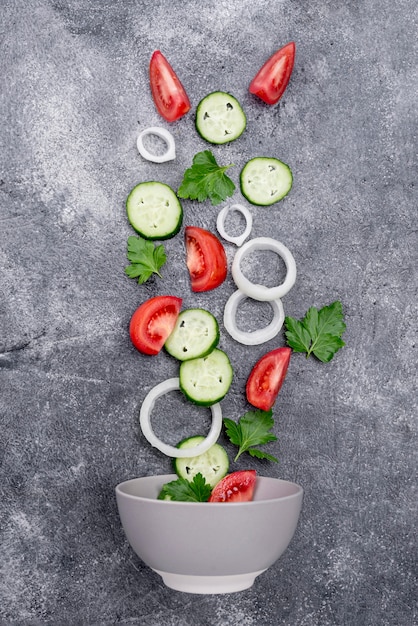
[240,157,293,206]
[196,91,246,144]
[174,436,229,487]
[126,181,183,240]
[179,348,233,406]
[165,308,220,361]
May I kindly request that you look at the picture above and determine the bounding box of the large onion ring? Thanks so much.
[137,126,176,163]
[231,237,297,301]
[139,378,223,458]
[223,289,285,345]
[216,203,253,247]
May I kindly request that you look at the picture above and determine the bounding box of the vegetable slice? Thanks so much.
[196,91,246,144]
[240,157,293,206]
[249,42,296,105]
[139,378,223,457]
[246,347,291,411]
[126,181,183,240]
[223,289,285,345]
[136,126,176,163]
[209,470,257,503]
[129,295,182,355]
[149,50,191,122]
[164,308,220,361]
[179,348,233,406]
[174,436,229,487]
[185,226,228,292]
[216,203,253,247]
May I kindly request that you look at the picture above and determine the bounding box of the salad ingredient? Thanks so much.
[140,378,223,457]
[195,91,247,144]
[240,157,293,206]
[246,347,291,411]
[208,470,257,503]
[158,473,212,502]
[174,436,229,487]
[136,126,176,163]
[185,226,228,292]
[129,295,182,355]
[284,301,346,362]
[216,203,253,247]
[164,308,220,361]
[177,150,235,206]
[223,290,285,345]
[249,42,296,105]
[149,50,191,122]
[179,348,233,406]
[126,181,183,240]
[231,237,297,302]
[224,409,278,462]
[125,235,167,284]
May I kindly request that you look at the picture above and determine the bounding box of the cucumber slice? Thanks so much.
[179,348,233,406]
[174,436,229,487]
[165,308,220,361]
[196,91,246,144]
[126,181,183,240]
[240,157,293,206]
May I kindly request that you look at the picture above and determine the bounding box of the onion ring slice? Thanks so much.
[137,126,176,163]
[216,203,253,247]
[224,289,285,345]
[231,237,296,301]
[139,378,223,457]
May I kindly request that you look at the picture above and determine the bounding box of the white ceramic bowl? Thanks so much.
[115,474,303,594]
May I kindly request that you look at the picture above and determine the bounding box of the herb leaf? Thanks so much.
[125,235,167,284]
[224,409,278,463]
[285,300,346,362]
[157,473,212,502]
[177,150,235,206]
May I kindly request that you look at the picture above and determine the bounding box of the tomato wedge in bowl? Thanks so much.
[249,42,295,105]
[246,347,291,410]
[149,50,191,122]
[129,295,182,355]
[185,226,228,292]
[209,470,257,503]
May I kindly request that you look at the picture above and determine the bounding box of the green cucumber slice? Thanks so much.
[174,436,229,487]
[240,157,293,206]
[196,91,246,144]
[179,348,233,406]
[126,181,183,240]
[165,308,220,361]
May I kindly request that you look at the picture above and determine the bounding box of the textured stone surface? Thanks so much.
[1,0,417,624]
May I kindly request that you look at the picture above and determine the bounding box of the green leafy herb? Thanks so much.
[284,300,346,362]
[224,409,278,462]
[125,235,167,284]
[157,473,212,502]
[177,150,235,206]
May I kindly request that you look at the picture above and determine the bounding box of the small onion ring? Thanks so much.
[139,378,223,458]
[223,289,285,345]
[231,237,297,302]
[216,203,253,247]
[137,126,176,163]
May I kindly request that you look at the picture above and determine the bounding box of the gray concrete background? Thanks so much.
[1,0,417,624]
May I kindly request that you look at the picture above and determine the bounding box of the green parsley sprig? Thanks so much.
[124,235,167,284]
[157,473,212,502]
[224,409,278,463]
[177,150,235,206]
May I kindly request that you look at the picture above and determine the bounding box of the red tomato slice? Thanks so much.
[129,295,182,355]
[149,50,191,122]
[246,347,291,411]
[185,226,227,292]
[249,42,296,105]
[209,470,257,503]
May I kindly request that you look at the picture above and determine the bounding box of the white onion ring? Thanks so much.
[216,203,253,247]
[136,127,176,163]
[139,378,223,458]
[223,289,285,345]
[231,237,297,302]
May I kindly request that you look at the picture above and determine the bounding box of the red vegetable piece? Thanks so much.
[209,470,257,503]
[149,50,191,122]
[185,226,227,292]
[129,295,182,355]
[249,42,295,105]
[246,347,291,411]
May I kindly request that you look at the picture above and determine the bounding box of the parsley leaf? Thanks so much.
[284,300,346,362]
[177,150,235,206]
[224,409,278,463]
[124,235,167,284]
[157,473,212,502]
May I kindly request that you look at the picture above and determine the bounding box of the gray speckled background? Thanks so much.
[1,0,417,624]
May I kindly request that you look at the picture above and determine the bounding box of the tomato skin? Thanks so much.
[246,347,291,411]
[149,50,191,122]
[209,470,257,503]
[129,295,182,355]
[249,42,295,105]
[185,226,228,292]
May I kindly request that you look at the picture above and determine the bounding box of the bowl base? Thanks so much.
[153,568,267,594]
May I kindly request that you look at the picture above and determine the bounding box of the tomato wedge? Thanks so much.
[249,42,295,105]
[246,347,291,411]
[149,50,191,122]
[209,470,257,503]
[129,295,182,355]
[185,226,227,292]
